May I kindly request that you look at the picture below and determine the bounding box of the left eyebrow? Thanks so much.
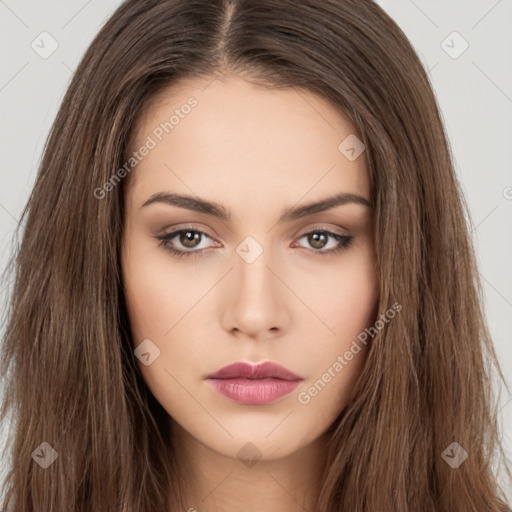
[279,192,373,222]
[141,191,373,222]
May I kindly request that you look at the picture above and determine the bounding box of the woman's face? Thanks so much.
[121,74,379,462]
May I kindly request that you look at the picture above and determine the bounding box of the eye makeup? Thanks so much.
[153,225,354,259]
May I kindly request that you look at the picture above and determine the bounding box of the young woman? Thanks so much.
[1,0,510,510]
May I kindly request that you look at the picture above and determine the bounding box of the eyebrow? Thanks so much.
[141,191,373,222]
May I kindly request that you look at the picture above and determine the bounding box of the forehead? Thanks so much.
[126,75,370,210]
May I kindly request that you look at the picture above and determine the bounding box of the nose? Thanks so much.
[220,247,291,340]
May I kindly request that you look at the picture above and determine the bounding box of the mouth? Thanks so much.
[206,361,304,405]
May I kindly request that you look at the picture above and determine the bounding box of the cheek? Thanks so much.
[334,263,379,332]
[122,248,207,342]
[121,255,206,413]
[297,245,379,339]
[294,251,378,415]
[121,245,216,388]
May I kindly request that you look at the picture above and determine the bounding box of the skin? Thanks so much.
[121,73,379,512]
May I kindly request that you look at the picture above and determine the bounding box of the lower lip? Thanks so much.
[207,378,301,405]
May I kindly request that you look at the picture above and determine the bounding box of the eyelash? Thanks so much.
[154,226,354,259]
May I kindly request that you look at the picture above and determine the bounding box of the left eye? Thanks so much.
[155,228,353,258]
[295,230,353,254]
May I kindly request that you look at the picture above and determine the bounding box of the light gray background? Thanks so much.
[1,0,511,502]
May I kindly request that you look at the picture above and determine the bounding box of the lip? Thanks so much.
[207,361,303,381]
[206,361,304,405]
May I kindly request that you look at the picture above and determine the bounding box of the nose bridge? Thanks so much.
[223,235,290,337]
[237,248,273,296]
[235,235,278,307]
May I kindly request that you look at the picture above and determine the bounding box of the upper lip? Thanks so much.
[206,361,303,381]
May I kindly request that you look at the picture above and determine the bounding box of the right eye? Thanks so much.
[155,227,220,258]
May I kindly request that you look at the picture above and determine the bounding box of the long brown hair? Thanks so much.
[1,0,510,510]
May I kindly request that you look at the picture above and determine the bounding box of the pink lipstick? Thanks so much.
[206,361,303,405]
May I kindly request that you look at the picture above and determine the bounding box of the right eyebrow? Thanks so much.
[141,192,230,219]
